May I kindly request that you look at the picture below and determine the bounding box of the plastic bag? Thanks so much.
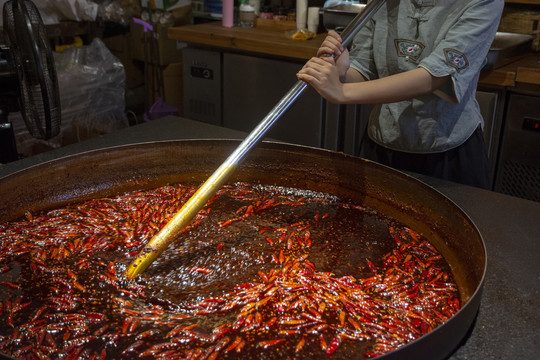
[97,0,142,26]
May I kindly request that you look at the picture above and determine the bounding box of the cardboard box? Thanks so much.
[129,20,184,65]
[162,62,184,115]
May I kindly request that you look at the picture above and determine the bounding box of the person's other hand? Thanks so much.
[315,30,350,81]
[296,56,345,104]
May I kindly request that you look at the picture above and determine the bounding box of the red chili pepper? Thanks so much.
[319,334,328,351]
[326,334,342,355]
[190,267,212,274]
[0,281,19,289]
[257,339,285,348]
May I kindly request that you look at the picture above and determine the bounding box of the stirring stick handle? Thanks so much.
[125,0,387,279]
[125,81,307,279]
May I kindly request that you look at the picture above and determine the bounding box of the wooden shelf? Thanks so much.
[479,52,540,87]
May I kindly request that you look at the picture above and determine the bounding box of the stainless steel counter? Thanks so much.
[1,116,538,359]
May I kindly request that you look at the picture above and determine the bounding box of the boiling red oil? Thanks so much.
[0,182,460,359]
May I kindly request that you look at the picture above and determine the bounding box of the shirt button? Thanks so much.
[405,56,410,62]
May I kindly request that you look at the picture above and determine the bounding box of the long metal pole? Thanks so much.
[125,0,387,279]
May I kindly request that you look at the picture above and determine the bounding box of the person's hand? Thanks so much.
[296,56,346,104]
[317,31,350,80]
[316,30,344,58]
[317,30,350,82]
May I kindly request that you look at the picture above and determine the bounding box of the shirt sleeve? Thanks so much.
[348,19,378,81]
[418,0,504,103]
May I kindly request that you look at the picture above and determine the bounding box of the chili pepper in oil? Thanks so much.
[0,182,459,359]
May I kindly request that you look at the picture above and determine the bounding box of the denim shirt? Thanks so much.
[349,0,504,153]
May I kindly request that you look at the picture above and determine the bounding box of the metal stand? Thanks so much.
[0,108,19,163]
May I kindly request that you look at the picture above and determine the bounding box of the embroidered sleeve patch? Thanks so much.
[394,39,425,61]
[444,48,469,71]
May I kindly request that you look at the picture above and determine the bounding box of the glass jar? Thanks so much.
[239,3,256,27]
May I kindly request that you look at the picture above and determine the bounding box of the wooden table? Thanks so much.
[168,21,325,60]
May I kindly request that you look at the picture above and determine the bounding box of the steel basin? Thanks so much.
[0,140,486,359]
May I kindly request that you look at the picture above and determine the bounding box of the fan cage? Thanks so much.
[3,0,60,140]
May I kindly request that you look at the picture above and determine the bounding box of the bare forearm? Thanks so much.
[341,67,450,104]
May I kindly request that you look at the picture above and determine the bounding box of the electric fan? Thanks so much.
[0,0,60,163]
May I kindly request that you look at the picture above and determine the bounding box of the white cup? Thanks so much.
[307,7,320,33]
[296,0,308,30]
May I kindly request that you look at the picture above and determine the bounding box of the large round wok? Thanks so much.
[0,140,485,359]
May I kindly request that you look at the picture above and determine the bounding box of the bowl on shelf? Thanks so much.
[484,32,534,70]
[322,2,367,32]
